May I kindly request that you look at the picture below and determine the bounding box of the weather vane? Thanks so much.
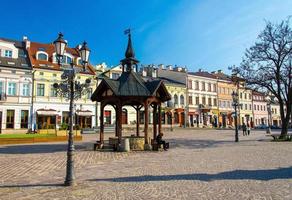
[124,28,131,36]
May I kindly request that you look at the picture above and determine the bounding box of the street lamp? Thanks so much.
[53,33,91,186]
[232,91,239,142]
[266,96,272,134]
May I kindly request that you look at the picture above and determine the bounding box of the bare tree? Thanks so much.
[233,19,292,138]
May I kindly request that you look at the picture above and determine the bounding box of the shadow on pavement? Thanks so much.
[0,183,64,188]
[89,166,292,182]
[0,143,84,154]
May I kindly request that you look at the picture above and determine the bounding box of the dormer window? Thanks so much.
[4,50,12,58]
[36,51,48,61]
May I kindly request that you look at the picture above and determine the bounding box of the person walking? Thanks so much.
[242,122,247,136]
[247,123,251,136]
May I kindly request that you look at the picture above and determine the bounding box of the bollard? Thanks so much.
[123,138,130,152]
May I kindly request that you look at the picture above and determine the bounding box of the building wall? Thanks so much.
[187,74,218,127]
[238,88,253,125]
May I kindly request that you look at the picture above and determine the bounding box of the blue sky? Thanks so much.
[1,0,291,72]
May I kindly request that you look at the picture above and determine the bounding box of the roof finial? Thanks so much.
[124,28,135,58]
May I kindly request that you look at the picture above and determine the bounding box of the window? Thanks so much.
[201,82,205,91]
[245,104,247,110]
[208,83,211,91]
[6,110,15,128]
[37,84,45,96]
[240,93,242,99]
[263,106,266,111]
[174,94,178,105]
[37,53,48,61]
[196,97,199,105]
[213,84,217,92]
[61,55,73,64]
[202,97,206,105]
[222,101,226,108]
[189,96,193,104]
[249,104,252,110]
[249,94,251,99]
[78,59,82,65]
[180,95,184,106]
[213,99,217,106]
[8,82,16,96]
[21,110,29,128]
[254,105,256,110]
[257,105,259,110]
[0,81,3,94]
[87,88,92,99]
[195,81,199,90]
[22,83,30,96]
[50,84,58,97]
[39,72,44,76]
[53,74,57,77]
[188,80,192,89]
[112,73,120,79]
[4,50,12,58]
[260,105,263,111]
[208,98,212,106]
[244,93,247,99]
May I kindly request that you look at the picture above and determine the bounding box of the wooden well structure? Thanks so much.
[91,32,171,148]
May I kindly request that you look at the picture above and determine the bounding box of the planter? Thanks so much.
[56,130,68,136]
[38,129,56,135]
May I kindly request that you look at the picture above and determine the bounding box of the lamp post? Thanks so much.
[232,91,239,142]
[266,98,272,134]
[53,33,91,186]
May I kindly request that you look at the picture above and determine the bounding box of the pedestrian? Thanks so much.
[242,122,247,136]
[156,133,168,151]
[247,123,251,136]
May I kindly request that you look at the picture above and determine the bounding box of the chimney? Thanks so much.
[198,68,202,72]
[23,36,30,49]
[158,64,165,69]
[211,71,216,74]
[217,69,222,73]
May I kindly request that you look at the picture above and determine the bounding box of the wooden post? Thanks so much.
[117,103,123,145]
[115,106,118,137]
[153,104,157,140]
[144,101,149,144]
[158,104,162,135]
[136,107,140,137]
[100,104,104,145]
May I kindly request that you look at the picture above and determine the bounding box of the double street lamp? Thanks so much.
[53,33,91,186]
[232,91,239,142]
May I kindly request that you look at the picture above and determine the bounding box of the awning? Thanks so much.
[76,110,93,116]
[188,111,199,115]
[37,109,58,116]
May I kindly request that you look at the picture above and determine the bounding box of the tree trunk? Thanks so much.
[280,102,292,138]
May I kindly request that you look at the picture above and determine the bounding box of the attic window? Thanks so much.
[8,62,15,65]
[37,53,48,61]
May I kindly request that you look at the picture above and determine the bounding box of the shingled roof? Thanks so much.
[91,33,171,102]
[0,38,31,70]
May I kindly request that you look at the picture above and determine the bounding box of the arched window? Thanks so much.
[180,95,184,106]
[37,52,48,61]
[174,94,178,105]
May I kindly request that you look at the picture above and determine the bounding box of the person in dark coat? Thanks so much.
[242,123,247,136]
[156,133,167,150]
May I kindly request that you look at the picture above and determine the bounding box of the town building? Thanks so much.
[252,91,268,127]
[213,71,236,128]
[25,37,97,132]
[141,64,187,127]
[0,37,32,133]
[238,82,253,126]
[187,70,218,127]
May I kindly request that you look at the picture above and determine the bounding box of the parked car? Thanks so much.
[255,124,268,129]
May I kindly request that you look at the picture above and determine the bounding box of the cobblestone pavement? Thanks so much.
[0,129,292,200]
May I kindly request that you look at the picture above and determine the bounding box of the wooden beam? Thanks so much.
[144,101,149,144]
[136,108,140,137]
[158,103,162,135]
[153,104,157,140]
[100,103,105,145]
